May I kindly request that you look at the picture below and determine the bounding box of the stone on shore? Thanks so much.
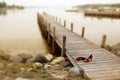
[34,54,48,63]
[9,56,23,63]
[26,57,35,63]
[51,73,67,79]
[59,61,73,67]
[18,53,33,62]
[51,57,65,65]
[68,67,81,77]
[46,64,67,79]
[45,53,53,61]
[44,64,52,70]
[15,77,30,80]
[32,62,43,69]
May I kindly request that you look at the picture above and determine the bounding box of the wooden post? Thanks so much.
[81,27,85,38]
[59,18,61,24]
[48,23,51,45]
[101,35,107,48]
[52,16,54,20]
[44,21,47,38]
[71,22,73,32]
[52,27,56,54]
[61,36,66,57]
[53,16,54,21]
[56,17,57,22]
[64,20,66,27]
[53,16,55,21]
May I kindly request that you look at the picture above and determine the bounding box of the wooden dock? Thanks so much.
[37,12,120,80]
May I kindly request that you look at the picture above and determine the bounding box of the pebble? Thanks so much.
[15,78,30,80]
[9,56,23,63]
[68,67,81,77]
[51,57,65,65]
[32,62,43,69]
[45,53,53,61]
[44,64,52,70]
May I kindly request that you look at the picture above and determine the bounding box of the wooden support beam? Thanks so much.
[64,20,66,27]
[52,27,56,54]
[81,27,85,38]
[71,22,73,32]
[52,16,54,20]
[44,21,48,38]
[61,36,66,57]
[43,23,47,38]
[53,16,54,21]
[56,17,57,22]
[59,18,61,24]
[48,23,51,45]
[101,35,107,48]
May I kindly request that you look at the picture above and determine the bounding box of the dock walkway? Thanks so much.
[37,12,120,80]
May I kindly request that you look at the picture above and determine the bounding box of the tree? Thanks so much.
[0,1,7,8]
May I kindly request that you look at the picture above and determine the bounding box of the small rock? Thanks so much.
[15,77,30,80]
[18,53,33,62]
[21,67,25,71]
[34,54,48,63]
[45,53,53,61]
[60,61,73,67]
[26,57,35,63]
[51,57,65,65]
[64,67,71,71]
[9,56,23,63]
[33,62,43,69]
[51,73,67,79]
[44,64,52,70]
[68,67,80,77]
[27,68,33,72]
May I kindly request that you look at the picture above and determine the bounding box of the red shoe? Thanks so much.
[87,54,93,61]
[83,54,93,63]
[83,59,90,62]
[76,57,86,61]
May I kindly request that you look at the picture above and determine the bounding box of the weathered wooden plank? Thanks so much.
[39,13,120,80]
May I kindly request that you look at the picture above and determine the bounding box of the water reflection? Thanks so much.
[0,9,7,16]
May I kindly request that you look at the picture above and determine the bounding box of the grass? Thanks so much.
[0,58,90,80]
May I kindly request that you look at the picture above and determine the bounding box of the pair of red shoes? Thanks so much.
[76,54,93,63]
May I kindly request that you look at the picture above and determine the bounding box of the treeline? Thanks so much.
[111,4,120,7]
[76,3,120,9]
[0,1,24,9]
[0,1,7,8]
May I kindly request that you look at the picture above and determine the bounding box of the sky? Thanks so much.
[0,0,120,7]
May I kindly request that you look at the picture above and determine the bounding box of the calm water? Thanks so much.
[0,8,48,55]
[0,8,120,55]
[42,8,120,46]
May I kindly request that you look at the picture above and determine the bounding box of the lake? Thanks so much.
[0,8,49,55]
[0,8,120,55]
